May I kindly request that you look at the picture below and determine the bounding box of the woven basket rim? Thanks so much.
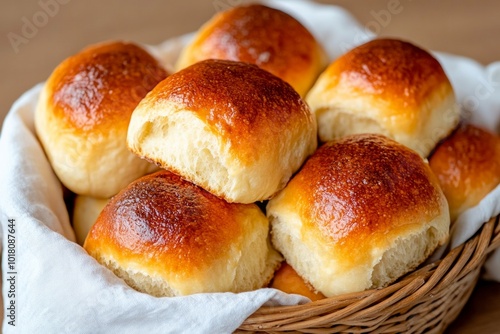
[239,215,500,333]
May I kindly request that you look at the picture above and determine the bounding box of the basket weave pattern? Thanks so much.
[239,216,500,333]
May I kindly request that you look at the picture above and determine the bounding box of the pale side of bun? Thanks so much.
[270,262,325,301]
[35,41,168,198]
[430,124,500,221]
[72,195,109,246]
[175,4,327,96]
[84,170,282,297]
[306,38,460,157]
[127,59,317,204]
[267,134,449,297]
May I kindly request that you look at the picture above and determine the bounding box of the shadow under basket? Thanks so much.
[238,215,500,333]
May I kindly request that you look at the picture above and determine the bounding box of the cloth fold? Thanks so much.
[1,1,499,333]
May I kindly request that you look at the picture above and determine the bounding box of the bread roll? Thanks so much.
[176,4,326,96]
[267,134,449,297]
[306,38,460,157]
[84,170,282,297]
[271,262,325,301]
[72,195,109,245]
[35,41,168,198]
[127,59,317,204]
[429,124,500,221]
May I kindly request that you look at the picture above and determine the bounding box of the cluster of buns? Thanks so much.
[35,4,499,301]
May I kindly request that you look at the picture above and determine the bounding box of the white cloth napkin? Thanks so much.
[1,1,500,333]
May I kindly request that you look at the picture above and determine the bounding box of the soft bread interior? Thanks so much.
[127,103,315,203]
[92,253,179,297]
[310,90,459,157]
[370,226,442,287]
[269,207,448,297]
[316,107,390,141]
[132,111,232,196]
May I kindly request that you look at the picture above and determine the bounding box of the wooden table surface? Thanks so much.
[1,1,499,332]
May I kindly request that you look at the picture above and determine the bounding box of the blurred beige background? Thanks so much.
[0,1,499,332]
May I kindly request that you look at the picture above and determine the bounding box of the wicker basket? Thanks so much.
[238,215,500,333]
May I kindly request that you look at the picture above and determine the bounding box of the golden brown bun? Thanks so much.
[271,262,325,301]
[429,124,500,221]
[35,41,168,198]
[306,38,460,157]
[72,195,109,245]
[127,59,317,204]
[267,134,449,297]
[176,4,326,96]
[84,170,282,297]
